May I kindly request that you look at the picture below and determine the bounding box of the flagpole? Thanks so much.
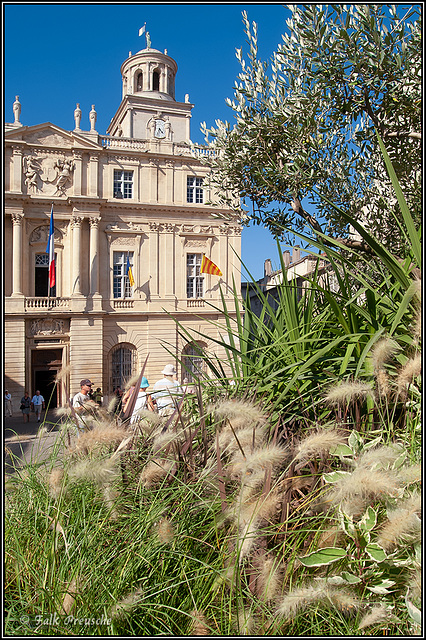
[47,203,53,309]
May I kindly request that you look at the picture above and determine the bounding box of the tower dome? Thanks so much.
[107,44,192,141]
[121,47,177,101]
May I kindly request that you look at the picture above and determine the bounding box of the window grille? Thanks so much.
[111,346,136,391]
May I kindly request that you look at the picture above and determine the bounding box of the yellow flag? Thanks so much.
[200,255,222,276]
[126,256,135,287]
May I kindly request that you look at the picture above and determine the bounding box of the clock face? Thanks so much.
[154,119,166,138]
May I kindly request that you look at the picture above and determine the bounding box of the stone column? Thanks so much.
[12,146,23,192]
[73,151,82,196]
[148,222,160,298]
[11,212,24,295]
[88,154,99,197]
[71,216,84,295]
[89,216,101,295]
[163,224,175,297]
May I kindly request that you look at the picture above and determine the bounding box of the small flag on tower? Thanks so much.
[126,255,135,287]
[200,255,222,276]
[45,204,55,289]
[138,23,146,37]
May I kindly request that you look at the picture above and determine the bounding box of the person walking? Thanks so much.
[153,364,181,417]
[20,391,31,423]
[72,379,94,435]
[31,390,45,422]
[5,390,13,417]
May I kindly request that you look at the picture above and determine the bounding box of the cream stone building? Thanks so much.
[4,43,241,408]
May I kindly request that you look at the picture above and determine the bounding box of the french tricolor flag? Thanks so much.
[45,204,55,289]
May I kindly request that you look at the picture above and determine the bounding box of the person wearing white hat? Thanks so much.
[153,364,181,416]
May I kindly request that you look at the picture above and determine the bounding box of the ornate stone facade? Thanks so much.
[4,44,241,407]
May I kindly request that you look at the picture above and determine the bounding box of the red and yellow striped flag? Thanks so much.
[200,255,222,276]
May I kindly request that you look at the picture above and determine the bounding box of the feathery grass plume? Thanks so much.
[325,381,374,406]
[62,577,79,615]
[54,363,72,384]
[294,429,346,463]
[329,467,399,506]
[73,425,128,455]
[123,373,141,391]
[277,583,359,619]
[152,429,183,454]
[411,306,421,344]
[238,520,259,559]
[217,424,266,456]
[407,566,421,604]
[376,491,421,551]
[189,609,210,636]
[376,369,390,397]
[110,586,143,620]
[255,554,283,601]
[48,467,65,500]
[396,354,422,396]
[235,609,257,635]
[356,445,403,471]
[211,564,237,591]
[102,485,120,520]
[55,406,72,418]
[210,399,267,429]
[238,491,280,528]
[152,517,175,544]
[358,605,390,630]
[68,456,118,485]
[230,444,288,478]
[371,337,400,371]
[140,458,175,488]
[396,464,421,486]
[107,395,119,414]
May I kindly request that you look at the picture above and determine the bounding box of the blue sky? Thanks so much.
[4,2,296,280]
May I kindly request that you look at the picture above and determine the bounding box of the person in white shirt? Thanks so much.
[5,390,13,417]
[128,377,157,424]
[153,364,181,416]
[72,379,94,435]
[31,390,45,422]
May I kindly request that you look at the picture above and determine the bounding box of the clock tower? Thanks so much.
[107,43,192,142]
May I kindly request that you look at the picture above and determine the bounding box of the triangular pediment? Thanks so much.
[5,122,102,150]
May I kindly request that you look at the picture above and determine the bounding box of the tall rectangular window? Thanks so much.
[114,170,133,199]
[187,253,203,298]
[113,252,134,298]
[35,253,56,297]
[187,176,204,203]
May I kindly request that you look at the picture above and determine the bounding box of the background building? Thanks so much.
[4,42,241,407]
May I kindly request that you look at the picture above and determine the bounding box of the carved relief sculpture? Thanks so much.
[53,157,75,195]
[24,156,40,193]
[31,319,64,335]
[165,116,172,140]
[30,225,62,244]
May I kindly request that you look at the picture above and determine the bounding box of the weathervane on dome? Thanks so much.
[138,23,151,49]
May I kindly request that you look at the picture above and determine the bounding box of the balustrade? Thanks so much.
[25,297,70,309]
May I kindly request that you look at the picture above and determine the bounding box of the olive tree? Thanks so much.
[201,4,421,257]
